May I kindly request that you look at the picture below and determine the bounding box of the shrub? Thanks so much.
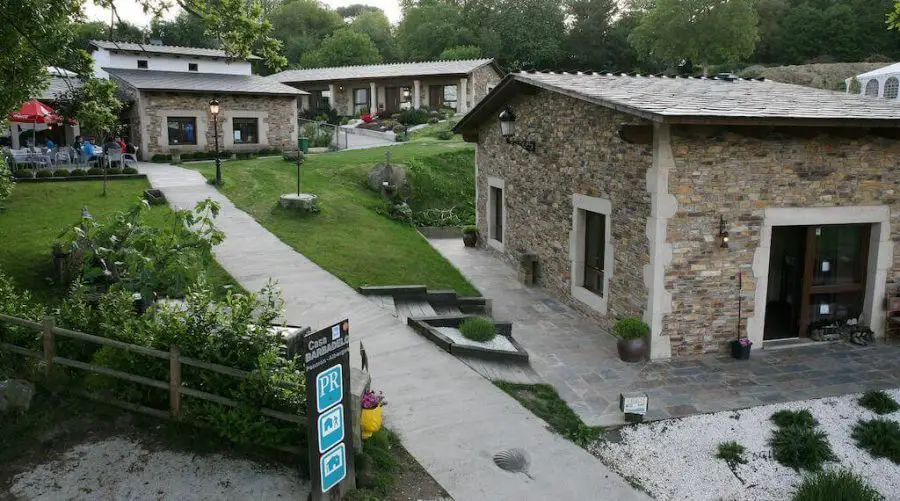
[258,148,271,156]
[716,441,747,467]
[87,167,103,175]
[852,418,900,464]
[123,167,138,174]
[0,270,46,351]
[35,169,53,178]
[770,425,836,471]
[14,168,34,179]
[458,317,496,343]
[395,107,430,126]
[614,318,649,340]
[107,167,123,175]
[427,117,439,124]
[392,124,406,135]
[791,469,883,501]
[462,225,479,234]
[54,168,70,177]
[858,390,900,415]
[150,154,170,163]
[436,130,454,140]
[70,168,87,177]
[772,409,818,429]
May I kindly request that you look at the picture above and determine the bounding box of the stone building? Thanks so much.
[267,59,502,116]
[455,71,900,360]
[92,41,303,160]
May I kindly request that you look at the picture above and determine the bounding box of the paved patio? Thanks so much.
[429,238,900,426]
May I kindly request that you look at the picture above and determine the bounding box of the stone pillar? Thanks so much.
[10,125,19,149]
[348,86,355,116]
[349,368,371,454]
[458,77,468,113]
[413,80,421,109]
[300,94,309,111]
[65,125,77,147]
[328,83,336,112]
[369,82,377,113]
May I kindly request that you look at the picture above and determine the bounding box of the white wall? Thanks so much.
[92,48,252,78]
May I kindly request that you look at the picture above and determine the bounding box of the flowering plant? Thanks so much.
[361,389,386,409]
[361,113,374,123]
[738,338,752,346]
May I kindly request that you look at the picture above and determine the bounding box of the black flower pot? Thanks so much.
[730,340,752,360]
[462,232,478,247]
[617,337,648,363]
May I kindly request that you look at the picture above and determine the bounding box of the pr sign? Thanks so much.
[303,320,354,499]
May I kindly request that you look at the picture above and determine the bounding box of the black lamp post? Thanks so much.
[499,106,536,153]
[209,98,221,185]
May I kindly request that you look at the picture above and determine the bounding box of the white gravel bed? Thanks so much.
[10,437,307,500]
[436,326,519,352]
[590,388,900,501]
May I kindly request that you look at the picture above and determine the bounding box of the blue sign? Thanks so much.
[320,443,347,493]
[317,404,344,453]
[316,364,343,413]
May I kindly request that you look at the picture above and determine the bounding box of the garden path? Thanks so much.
[429,238,900,426]
[137,162,650,501]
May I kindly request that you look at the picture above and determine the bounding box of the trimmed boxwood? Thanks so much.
[436,130,454,140]
[35,169,54,178]
[54,168,70,177]
[87,167,103,175]
[70,169,87,177]
[458,317,497,343]
[150,154,171,163]
[107,167,123,175]
[14,169,34,179]
[614,318,650,340]
[123,167,138,174]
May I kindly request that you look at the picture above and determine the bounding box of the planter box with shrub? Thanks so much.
[615,318,650,363]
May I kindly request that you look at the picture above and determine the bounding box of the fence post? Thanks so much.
[42,316,55,376]
[169,345,182,418]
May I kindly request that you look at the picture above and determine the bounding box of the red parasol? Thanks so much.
[8,99,61,124]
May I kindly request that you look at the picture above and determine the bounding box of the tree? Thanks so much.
[271,0,344,65]
[630,0,759,74]
[396,0,474,61]
[439,45,483,60]
[889,0,900,30]
[0,153,13,204]
[73,21,145,52]
[149,12,217,48]
[488,0,566,68]
[565,0,619,69]
[299,28,383,68]
[336,4,383,19]
[349,9,395,61]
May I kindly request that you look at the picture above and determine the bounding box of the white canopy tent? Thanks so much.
[846,62,900,101]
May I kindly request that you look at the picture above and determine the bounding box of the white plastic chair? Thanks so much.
[123,146,139,167]
[107,148,123,169]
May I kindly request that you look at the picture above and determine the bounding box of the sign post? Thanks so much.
[303,319,354,500]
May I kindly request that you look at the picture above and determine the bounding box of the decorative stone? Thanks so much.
[367,162,408,197]
[0,379,35,414]
[279,193,319,213]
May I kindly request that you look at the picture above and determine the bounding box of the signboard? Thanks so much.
[304,320,354,499]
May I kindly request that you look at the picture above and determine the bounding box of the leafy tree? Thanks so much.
[350,9,395,61]
[271,0,344,65]
[0,154,13,204]
[439,45,483,60]
[149,12,217,48]
[565,0,619,69]
[889,0,900,30]
[488,0,566,68]
[299,28,383,68]
[336,3,383,19]
[73,20,145,52]
[396,0,474,61]
[630,0,759,74]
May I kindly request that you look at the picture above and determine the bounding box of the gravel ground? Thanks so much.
[9,437,307,500]
[590,388,900,501]
[436,327,518,352]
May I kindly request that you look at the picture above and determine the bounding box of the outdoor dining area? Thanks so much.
[3,99,136,175]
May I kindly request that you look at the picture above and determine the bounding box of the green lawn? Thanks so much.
[188,142,479,295]
[0,179,239,304]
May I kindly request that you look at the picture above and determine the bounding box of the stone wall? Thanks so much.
[470,63,503,108]
[138,91,297,159]
[475,89,653,330]
[665,127,900,356]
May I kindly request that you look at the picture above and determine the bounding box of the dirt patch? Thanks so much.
[386,442,450,501]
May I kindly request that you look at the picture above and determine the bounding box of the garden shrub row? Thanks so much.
[150,148,282,163]
[13,167,139,179]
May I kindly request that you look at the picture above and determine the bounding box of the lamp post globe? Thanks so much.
[209,99,221,185]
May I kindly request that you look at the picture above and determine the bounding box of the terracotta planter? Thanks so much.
[360,405,383,439]
[617,337,648,363]
[462,232,478,247]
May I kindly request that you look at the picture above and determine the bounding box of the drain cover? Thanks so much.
[493,448,534,479]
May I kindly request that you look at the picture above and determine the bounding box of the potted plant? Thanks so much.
[730,338,752,360]
[360,389,387,439]
[614,317,650,363]
[462,225,479,247]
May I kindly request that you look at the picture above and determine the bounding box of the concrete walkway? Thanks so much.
[137,163,649,501]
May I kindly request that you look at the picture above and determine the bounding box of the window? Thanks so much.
[486,84,495,94]
[885,77,899,100]
[167,117,197,145]
[188,63,198,72]
[232,118,258,144]
[487,177,505,251]
[309,90,330,110]
[570,194,612,313]
[865,79,879,97]
[354,88,370,115]
[400,86,412,110]
[442,85,458,109]
[428,85,458,109]
[137,60,148,69]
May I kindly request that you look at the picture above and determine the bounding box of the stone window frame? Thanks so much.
[231,117,259,144]
[569,194,613,315]
[223,110,270,149]
[487,176,506,252]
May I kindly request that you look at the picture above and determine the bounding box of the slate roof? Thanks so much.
[90,40,261,60]
[36,68,82,100]
[456,71,900,132]
[267,59,496,84]
[105,68,306,96]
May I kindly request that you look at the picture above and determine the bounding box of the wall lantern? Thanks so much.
[498,106,536,153]
[208,98,220,116]
[719,215,730,248]
[402,88,411,98]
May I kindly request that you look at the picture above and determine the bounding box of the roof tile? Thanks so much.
[105,68,304,96]
[267,59,495,83]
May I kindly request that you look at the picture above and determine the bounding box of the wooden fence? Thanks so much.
[0,312,304,455]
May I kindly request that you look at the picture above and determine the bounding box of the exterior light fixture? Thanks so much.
[209,99,222,185]
[719,215,730,248]
[208,98,220,116]
[498,106,536,153]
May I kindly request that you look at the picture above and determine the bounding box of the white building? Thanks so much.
[90,40,256,78]
[846,62,900,100]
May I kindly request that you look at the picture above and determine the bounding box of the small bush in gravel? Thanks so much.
[791,469,883,501]
[716,441,747,467]
[858,390,900,415]
[770,425,836,471]
[458,317,496,342]
[772,409,818,429]
[852,418,900,464]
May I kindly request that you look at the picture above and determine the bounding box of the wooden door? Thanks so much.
[384,87,400,114]
[429,86,443,109]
